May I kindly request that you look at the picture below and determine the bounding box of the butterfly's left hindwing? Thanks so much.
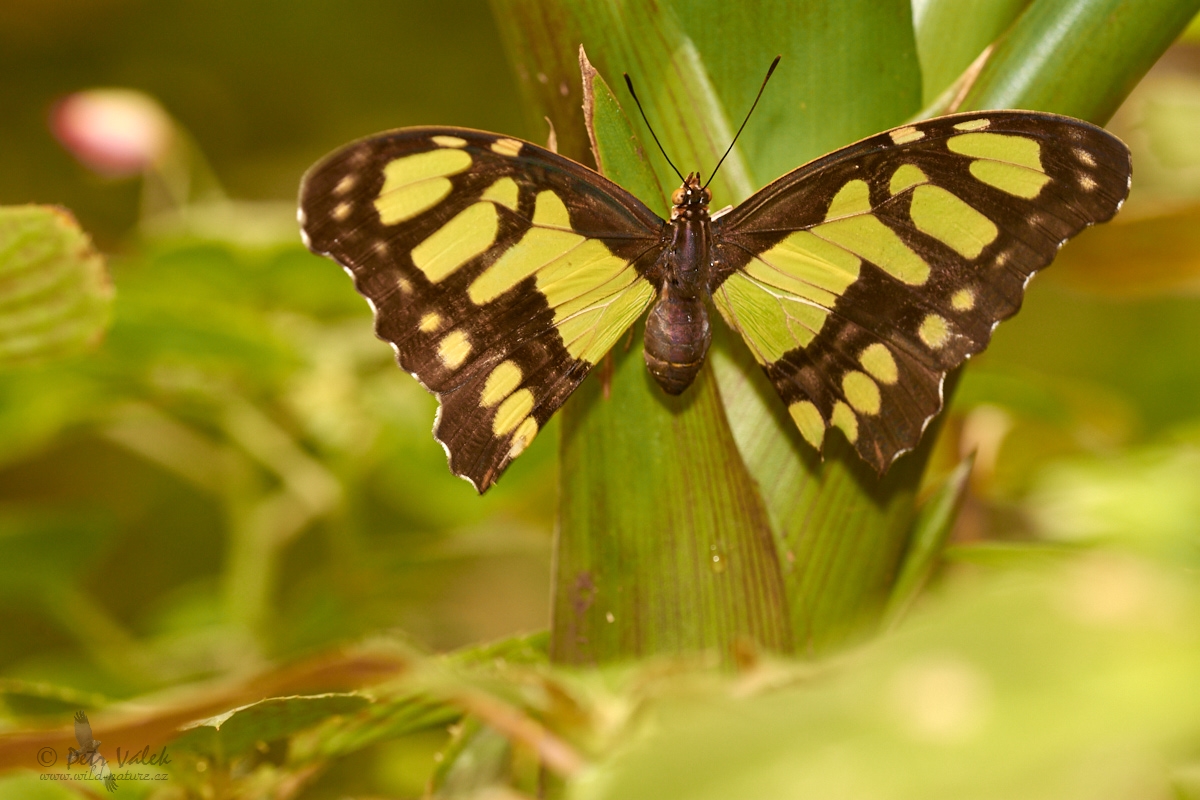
[300,128,664,490]
[711,111,1131,472]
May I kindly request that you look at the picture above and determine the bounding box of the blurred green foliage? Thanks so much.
[0,1,1198,798]
[0,0,553,725]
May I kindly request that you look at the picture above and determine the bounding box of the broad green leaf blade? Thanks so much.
[174,693,370,761]
[884,455,974,627]
[960,0,1200,123]
[580,48,668,210]
[913,0,1032,105]
[493,0,936,659]
[691,1,928,653]
[555,358,792,662]
[710,337,936,653]
[0,205,112,367]
[672,0,923,183]
[551,62,791,663]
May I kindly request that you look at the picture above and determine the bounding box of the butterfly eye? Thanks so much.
[671,188,686,205]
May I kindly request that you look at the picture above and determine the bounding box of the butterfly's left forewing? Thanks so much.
[711,111,1131,471]
[300,128,664,490]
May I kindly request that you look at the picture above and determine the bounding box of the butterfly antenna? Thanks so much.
[623,72,685,183]
[704,55,781,190]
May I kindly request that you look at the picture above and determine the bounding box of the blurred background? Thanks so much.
[0,0,556,707]
[1,2,1200,796]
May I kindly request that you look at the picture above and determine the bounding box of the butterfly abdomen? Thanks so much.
[644,286,711,395]
[643,209,712,395]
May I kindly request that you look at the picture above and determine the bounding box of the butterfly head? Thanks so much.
[671,173,711,219]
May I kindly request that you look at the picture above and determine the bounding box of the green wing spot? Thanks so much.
[493,388,535,435]
[842,370,881,415]
[469,190,598,305]
[825,179,872,220]
[532,190,571,227]
[788,401,826,449]
[411,202,498,282]
[437,329,472,369]
[375,149,472,224]
[909,185,998,259]
[947,132,1042,171]
[714,272,829,364]
[555,277,655,363]
[889,164,929,195]
[758,230,861,296]
[470,227,580,304]
[481,177,521,210]
[812,215,930,286]
[481,360,523,407]
[953,118,991,132]
[859,343,898,384]
[744,257,838,308]
[540,240,634,317]
[969,160,1051,199]
[831,401,858,444]
[918,314,950,349]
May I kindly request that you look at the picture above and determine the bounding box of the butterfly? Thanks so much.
[299,89,1130,492]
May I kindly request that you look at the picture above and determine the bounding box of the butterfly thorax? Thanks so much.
[644,173,714,395]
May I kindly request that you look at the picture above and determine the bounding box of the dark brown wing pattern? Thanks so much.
[711,110,1131,472]
[300,128,664,490]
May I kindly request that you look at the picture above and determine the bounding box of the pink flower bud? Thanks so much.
[52,89,173,177]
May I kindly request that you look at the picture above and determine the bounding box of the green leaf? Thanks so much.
[710,335,938,654]
[431,719,513,796]
[173,693,370,762]
[960,0,1200,123]
[493,0,931,663]
[491,0,1189,666]
[0,206,112,367]
[549,52,790,664]
[884,455,974,627]
[670,0,923,182]
[912,0,1032,105]
[314,634,547,760]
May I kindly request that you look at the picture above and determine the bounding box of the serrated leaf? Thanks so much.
[0,205,112,367]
